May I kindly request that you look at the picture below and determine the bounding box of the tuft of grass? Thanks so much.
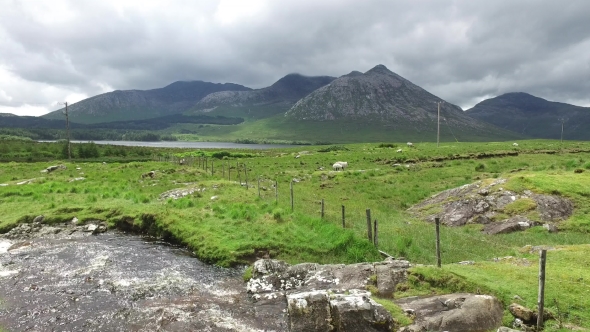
[503,198,537,215]
[372,297,413,327]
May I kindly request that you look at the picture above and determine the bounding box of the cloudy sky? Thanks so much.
[1,0,589,116]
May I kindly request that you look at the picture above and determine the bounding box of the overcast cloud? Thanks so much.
[1,0,589,116]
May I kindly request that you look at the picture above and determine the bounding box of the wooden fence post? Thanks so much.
[244,163,248,189]
[342,205,345,228]
[205,158,208,171]
[257,176,261,198]
[290,180,294,212]
[366,209,372,242]
[222,163,225,178]
[211,160,214,176]
[321,199,324,219]
[374,219,378,247]
[435,217,441,268]
[275,180,278,204]
[537,249,547,330]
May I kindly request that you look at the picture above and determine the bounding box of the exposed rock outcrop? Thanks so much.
[408,178,573,234]
[396,293,504,332]
[247,258,410,331]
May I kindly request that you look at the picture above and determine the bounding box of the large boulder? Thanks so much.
[396,293,504,332]
[248,258,411,331]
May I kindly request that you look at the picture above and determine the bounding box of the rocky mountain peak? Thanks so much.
[285,64,481,130]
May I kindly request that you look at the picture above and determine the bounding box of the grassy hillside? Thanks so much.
[1,139,590,330]
[172,114,525,144]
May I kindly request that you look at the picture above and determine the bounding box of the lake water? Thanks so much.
[44,140,298,149]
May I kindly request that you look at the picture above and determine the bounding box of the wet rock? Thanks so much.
[85,224,98,232]
[396,293,504,332]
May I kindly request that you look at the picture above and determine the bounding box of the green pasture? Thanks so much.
[1,139,590,329]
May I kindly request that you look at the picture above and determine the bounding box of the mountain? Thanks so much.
[465,92,590,140]
[42,81,251,124]
[189,74,335,118]
[283,64,510,140]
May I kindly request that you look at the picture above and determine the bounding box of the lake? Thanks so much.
[43,140,298,149]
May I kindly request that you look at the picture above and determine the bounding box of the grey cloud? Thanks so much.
[0,0,589,116]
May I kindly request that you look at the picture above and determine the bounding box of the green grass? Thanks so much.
[2,139,590,329]
[409,245,590,331]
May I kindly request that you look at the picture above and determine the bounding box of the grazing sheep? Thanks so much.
[407,142,414,147]
[513,143,519,147]
[333,162,344,171]
[396,149,402,153]
[336,161,348,169]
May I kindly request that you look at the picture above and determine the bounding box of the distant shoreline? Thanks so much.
[37,140,297,149]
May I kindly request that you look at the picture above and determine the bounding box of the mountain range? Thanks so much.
[1,65,587,143]
[465,92,590,140]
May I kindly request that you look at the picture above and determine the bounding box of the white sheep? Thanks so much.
[336,161,348,169]
[333,162,343,171]
[396,149,402,153]
[513,143,519,147]
[407,142,414,147]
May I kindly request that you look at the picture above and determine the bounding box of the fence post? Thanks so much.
[366,209,372,242]
[257,176,261,198]
[211,160,214,176]
[222,163,225,178]
[238,166,241,185]
[537,249,547,330]
[244,164,248,189]
[275,180,278,204]
[205,158,208,171]
[342,205,345,228]
[374,219,378,247]
[321,199,325,219]
[435,217,441,268]
[290,180,294,212]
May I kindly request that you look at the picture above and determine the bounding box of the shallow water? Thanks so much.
[0,231,276,331]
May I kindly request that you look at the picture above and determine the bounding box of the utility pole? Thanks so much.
[560,118,565,144]
[63,102,71,160]
[436,101,443,147]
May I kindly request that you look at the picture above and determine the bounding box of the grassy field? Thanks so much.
[1,139,590,330]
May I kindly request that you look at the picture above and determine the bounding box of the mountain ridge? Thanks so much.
[465,92,590,140]
[42,81,252,124]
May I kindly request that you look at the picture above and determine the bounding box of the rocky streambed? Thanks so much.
[0,223,280,332]
[1,221,511,332]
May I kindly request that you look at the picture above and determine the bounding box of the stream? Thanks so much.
[0,224,284,331]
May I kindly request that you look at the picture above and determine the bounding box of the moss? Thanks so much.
[372,297,413,327]
[504,198,537,215]
[242,266,253,282]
